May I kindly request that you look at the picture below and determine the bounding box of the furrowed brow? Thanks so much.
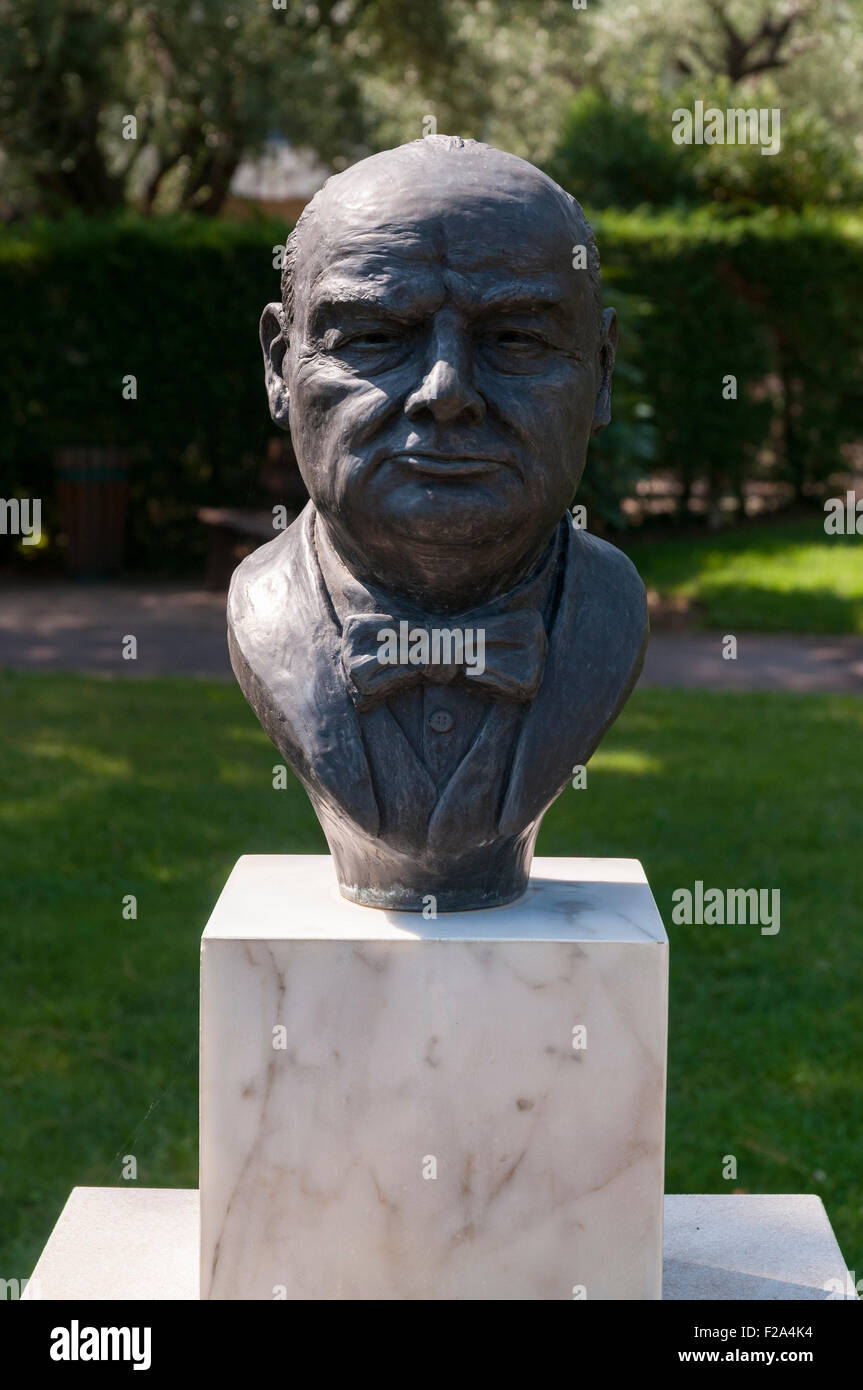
[308,280,444,324]
[472,282,566,315]
[311,299,415,326]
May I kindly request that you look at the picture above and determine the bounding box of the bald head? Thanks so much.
[260,134,617,610]
[281,136,602,332]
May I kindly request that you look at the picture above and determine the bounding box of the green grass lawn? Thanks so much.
[624,516,863,633]
[1,670,862,1285]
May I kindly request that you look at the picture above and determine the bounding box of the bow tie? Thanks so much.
[342,611,547,711]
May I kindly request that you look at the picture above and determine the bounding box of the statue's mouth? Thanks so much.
[388,451,509,479]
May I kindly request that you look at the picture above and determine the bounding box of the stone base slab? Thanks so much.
[22,1189,856,1300]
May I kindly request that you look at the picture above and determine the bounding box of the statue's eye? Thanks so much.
[344,330,404,349]
[481,329,543,351]
[321,325,407,355]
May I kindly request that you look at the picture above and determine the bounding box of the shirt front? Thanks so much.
[315,515,563,797]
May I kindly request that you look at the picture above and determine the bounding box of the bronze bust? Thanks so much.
[228,136,648,911]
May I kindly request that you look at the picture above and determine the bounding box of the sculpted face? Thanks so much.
[261,141,617,611]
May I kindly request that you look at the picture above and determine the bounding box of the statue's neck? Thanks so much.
[316,512,561,617]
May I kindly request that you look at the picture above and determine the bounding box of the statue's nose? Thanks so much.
[405,343,486,426]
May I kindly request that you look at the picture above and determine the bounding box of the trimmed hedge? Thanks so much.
[0,214,289,570]
[592,206,863,515]
[1,207,861,567]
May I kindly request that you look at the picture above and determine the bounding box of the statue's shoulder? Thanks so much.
[560,521,648,676]
[499,521,648,833]
[567,522,646,599]
[227,504,319,658]
[225,501,377,830]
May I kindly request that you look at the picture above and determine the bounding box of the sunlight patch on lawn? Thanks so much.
[628,522,863,632]
[699,544,863,598]
[21,741,133,778]
[216,760,272,787]
[590,748,665,775]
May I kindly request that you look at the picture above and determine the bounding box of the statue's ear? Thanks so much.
[260,302,291,429]
[591,307,618,436]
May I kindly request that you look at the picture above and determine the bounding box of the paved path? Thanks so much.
[641,632,863,693]
[0,583,232,679]
[2,582,863,693]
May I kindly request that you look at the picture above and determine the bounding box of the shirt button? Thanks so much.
[429,708,454,733]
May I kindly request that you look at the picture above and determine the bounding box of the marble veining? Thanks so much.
[200,856,667,1300]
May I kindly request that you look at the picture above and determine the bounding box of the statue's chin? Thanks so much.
[326,529,557,615]
[347,491,555,551]
[314,480,568,609]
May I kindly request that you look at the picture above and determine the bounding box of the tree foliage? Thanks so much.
[449,0,863,206]
[0,0,476,215]
[1,0,860,216]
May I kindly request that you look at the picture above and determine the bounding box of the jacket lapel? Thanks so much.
[498,518,649,836]
[426,701,522,852]
[359,703,439,841]
[227,503,380,836]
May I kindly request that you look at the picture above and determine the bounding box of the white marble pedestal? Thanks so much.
[199,855,668,1300]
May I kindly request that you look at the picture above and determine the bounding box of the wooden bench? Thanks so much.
[197,506,297,589]
[198,439,307,588]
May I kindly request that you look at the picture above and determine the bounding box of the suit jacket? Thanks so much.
[227,503,648,910]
